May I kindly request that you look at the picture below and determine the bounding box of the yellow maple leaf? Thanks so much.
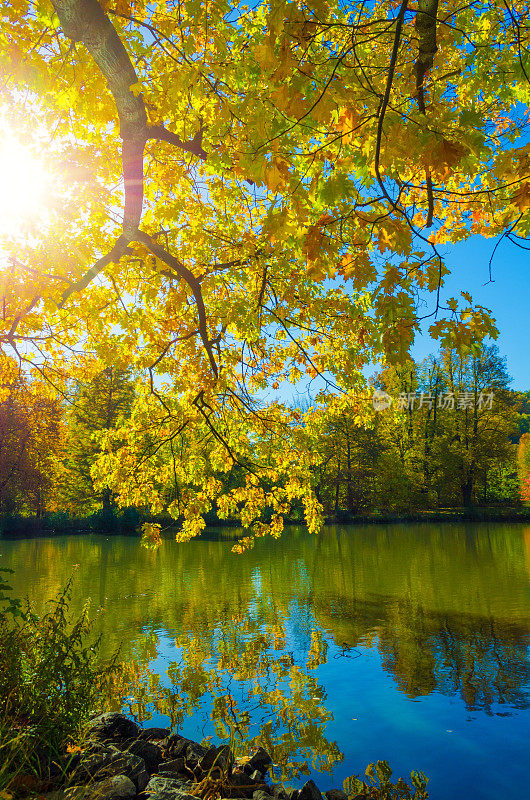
[271,84,291,113]
[264,163,283,192]
[129,80,143,97]
[336,108,358,143]
[272,40,296,81]
[264,158,289,192]
[513,181,530,211]
[115,0,130,15]
[427,138,468,177]
[305,0,329,17]
[286,91,307,119]
[339,254,354,279]
[255,37,277,71]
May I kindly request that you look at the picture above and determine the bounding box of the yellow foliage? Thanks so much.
[0,0,523,543]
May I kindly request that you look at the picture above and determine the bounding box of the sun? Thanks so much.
[0,131,50,238]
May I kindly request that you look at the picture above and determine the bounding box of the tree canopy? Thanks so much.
[0,0,528,544]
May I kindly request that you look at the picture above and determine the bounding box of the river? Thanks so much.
[2,522,530,799]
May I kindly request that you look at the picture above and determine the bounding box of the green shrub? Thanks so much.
[0,569,117,786]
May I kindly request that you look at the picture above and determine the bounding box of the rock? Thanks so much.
[184,741,208,767]
[72,745,147,790]
[298,781,322,800]
[243,749,272,776]
[64,787,91,800]
[126,740,163,774]
[166,737,192,759]
[165,734,185,754]
[253,791,271,800]
[70,744,118,782]
[138,727,171,741]
[145,774,197,800]
[157,758,187,776]
[165,737,208,766]
[137,770,150,791]
[86,713,140,744]
[102,776,137,799]
[325,792,348,800]
[199,745,233,776]
[65,776,136,800]
[42,792,67,800]
[228,770,266,798]
[271,784,288,800]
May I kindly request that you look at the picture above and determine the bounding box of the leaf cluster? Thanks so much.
[2,0,530,542]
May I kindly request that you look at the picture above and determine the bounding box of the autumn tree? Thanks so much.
[55,366,135,514]
[516,392,530,437]
[433,344,516,506]
[517,433,530,504]
[0,356,61,515]
[1,0,529,544]
[310,344,518,515]
[312,409,385,514]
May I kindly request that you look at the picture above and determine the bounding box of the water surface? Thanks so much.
[2,523,530,800]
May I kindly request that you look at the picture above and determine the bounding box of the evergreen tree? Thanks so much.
[55,367,135,514]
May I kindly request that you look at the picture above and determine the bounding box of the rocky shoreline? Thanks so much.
[46,713,349,800]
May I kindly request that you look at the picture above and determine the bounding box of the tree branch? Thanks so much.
[135,230,218,378]
[51,0,207,239]
[52,0,147,236]
[415,0,439,97]
[414,0,439,228]
[59,237,129,307]
[374,0,409,212]
[148,125,207,160]
[6,296,41,341]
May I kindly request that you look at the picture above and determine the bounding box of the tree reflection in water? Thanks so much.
[106,602,343,781]
[3,524,530,788]
[106,599,530,784]
[313,598,530,715]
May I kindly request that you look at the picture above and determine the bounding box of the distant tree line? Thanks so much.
[312,344,526,514]
[0,343,528,527]
[0,360,134,524]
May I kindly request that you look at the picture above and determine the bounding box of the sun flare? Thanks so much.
[0,132,49,238]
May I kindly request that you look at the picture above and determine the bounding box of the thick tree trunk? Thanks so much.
[334,455,341,513]
[345,431,355,513]
[101,487,113,512]
[462,474,474,507]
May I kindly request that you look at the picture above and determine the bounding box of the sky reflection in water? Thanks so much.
[2,522,530,800]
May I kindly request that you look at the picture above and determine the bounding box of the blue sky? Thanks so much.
[276,232,528,408]
[411,234,528,390]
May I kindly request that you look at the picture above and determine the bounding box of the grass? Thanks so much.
[0,569,117,794]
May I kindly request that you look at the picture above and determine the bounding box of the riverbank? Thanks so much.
[2,505,530,540]
[323,506,530,525]
[10,712,426,800]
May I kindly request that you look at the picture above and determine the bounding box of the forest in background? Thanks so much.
[2,341,529,536]
[3,0,530,549]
